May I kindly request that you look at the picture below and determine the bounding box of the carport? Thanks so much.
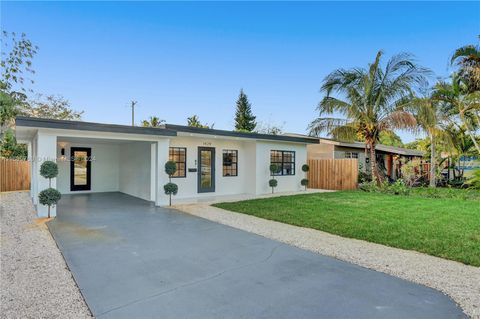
[49,192,465,319]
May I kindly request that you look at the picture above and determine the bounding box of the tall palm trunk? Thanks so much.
[429,133,436,187]
[368,140,382,185]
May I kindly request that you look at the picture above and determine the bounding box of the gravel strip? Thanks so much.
[175,202,480,319]
[1,192,92,319]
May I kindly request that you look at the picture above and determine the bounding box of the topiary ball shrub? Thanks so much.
[38,188,61,218]
[165,161,177,177]
[164,182,178,195]
[301,178,309,189]
[269,164,280,175]
[40,161,58,179]
[269,179,277,188]
[302,164,309,172]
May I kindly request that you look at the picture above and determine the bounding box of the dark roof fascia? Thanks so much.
[15,116,177,137]
[164,124,319,144]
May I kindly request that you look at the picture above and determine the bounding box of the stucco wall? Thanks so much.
[56,142,120,194]
[169,137,254,198]
[119,142,152,201]
[255,141,307,194]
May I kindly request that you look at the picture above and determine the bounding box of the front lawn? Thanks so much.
[214,190,480,266]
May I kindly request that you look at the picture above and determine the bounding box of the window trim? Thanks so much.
[222,149,238,177]
[169,147,187,178]
[270,150,296,176]
[345,152,359,159]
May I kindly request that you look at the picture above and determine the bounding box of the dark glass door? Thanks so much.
[197,147,215,193]
[70,147,91,191]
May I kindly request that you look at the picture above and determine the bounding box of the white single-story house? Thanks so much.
[15,116,318,217]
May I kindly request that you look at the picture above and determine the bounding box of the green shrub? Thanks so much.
[301,178,308,190]
[301,164,309,172]
[384,179,410,196]
[40,161,58,179]
[38,188,61,218]
[164,182,178,196]
[466,169,480,190]
[359,181,378,192]
[269,178,278,194]
[269,164,280,175]
[165,161,177,177]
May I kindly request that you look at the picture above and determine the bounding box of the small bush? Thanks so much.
[383,179,410,196]
[38,188,61,218]
[40,161,58,179]
[301,164,309,172]
[466,169,480,189]
[165,161,177,176]
[269,179,278,188]
[301,178,308,186]
[359,181,378,192]
[164,182,178,196]
[270,164,280,175]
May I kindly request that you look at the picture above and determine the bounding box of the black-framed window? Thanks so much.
[169,147,186,178]
[223,150,238,177]
[345,152,359,159]
[270,150,295,176]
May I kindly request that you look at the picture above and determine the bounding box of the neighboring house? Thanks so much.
[307,137,424,180]
[15,117,318,217]
[285,134,424,180]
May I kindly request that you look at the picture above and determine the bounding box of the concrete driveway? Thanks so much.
[49,192,466,319]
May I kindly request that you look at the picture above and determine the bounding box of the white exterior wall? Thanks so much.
[119,142,152,201]
[57,142,120,194]
[169,137,255,199]
[255,141,307,195]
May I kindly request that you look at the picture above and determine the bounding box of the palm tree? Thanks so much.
[451,37,480,92]
[141,116,165,127]
[409,97,451,187]
[433,76,480,154]
[308,51,429,183]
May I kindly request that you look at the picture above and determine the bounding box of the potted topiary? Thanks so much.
[301,164,310,191]
[164,160,178,206]
[38,161,61,218]
[269,164,281,194]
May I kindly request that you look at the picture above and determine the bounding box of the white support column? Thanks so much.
[155,139,170,206]
[35,132,58,217]
[150,143,157,202]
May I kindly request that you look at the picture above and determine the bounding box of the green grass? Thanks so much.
[214,190,480,266]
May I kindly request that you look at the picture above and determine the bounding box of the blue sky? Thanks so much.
[2,1,479,142]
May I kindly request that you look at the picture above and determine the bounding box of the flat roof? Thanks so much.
[163,124,319,144]
[15,116,177,137]
[15,117,318,144]
[284,133,424,156]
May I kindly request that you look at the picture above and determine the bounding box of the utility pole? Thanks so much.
[130,100,137,126]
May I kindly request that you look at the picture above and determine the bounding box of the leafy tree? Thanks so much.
[378,131,403,147]
[1,31,38,92]
[409,96,452,187]
[301,164,309,190]
[451,37,480,92]
[255,120,284,135]
[187,115,214,128]
[0,128,27,159]
[142,116,165,127]
[21,95,83,120]
[308,51,429,184]
[434,75,480,153]
[1,31,38,134]
[234,89,256,132]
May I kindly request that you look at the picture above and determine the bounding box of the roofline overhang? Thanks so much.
[15,116,177,137]
[164,124,319,144]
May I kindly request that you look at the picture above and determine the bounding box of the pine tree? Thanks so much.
[234,89,256,132]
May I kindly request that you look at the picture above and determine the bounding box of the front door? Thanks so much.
[198,147,215,193]
[70,147,91,191]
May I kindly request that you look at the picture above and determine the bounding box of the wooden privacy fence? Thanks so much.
[307,159,358,190]
[0,158,31,192]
